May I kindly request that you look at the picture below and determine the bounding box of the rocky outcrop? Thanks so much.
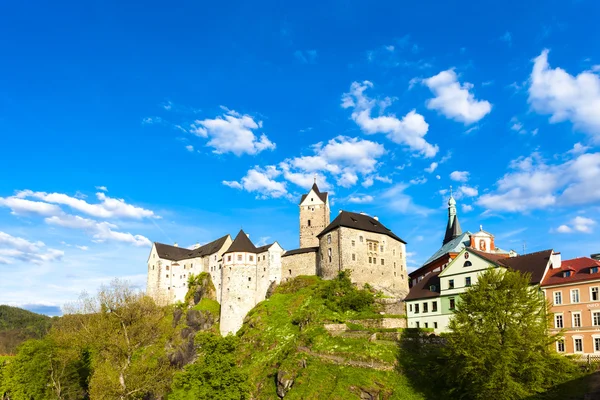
[186,309,215,331]
[185,273,217,306]
[276,370,294,398]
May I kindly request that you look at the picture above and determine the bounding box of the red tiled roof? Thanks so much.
[541,257,600,287]
[467,248,512,264]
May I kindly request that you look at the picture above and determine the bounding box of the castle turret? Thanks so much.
[299,180,330,248]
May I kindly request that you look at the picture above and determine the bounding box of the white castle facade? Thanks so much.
[146,182,410,335]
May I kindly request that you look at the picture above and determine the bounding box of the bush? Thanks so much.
[320,270,375,313]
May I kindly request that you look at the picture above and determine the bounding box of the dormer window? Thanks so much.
[311,197,313,201]
[429,285,437,292]
[592,267,599,274]
[563,271,572,278]
[464,261,472,267]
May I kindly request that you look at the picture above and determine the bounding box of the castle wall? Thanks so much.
[220,251,259,335]
[319,227,409,297]
[282,251,318,281]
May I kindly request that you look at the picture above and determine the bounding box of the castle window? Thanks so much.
[214,255,217,260]
[394,262,396,268]
[464,261,473,267]
[328,248,332,263]
[249,255,254,262]
[394,272,396,276]
[380,245,384,252]
[311,198,313,201]
[152,265,154,270]
[359,236,363,242]
[190,263,193,268]
[263,255,266,261]
[308,220,311,227]
[167,287,170,290]
[352,254,356,261]
[352,240,355,246]
[381,259,385,265]
[248,277,251,282]
[166,274,169,278]
[264,268,266,271]
[237,255,243,261]
[373,258,377,264]
[289,269,292,275]
[393,249,396,256]
[228,255,232,262]
[166,266,170,271]
[368,243,372,251]
[368,257,372,264]
[327,234,331,244]
[153,254,155,258]
[228,277,230,282]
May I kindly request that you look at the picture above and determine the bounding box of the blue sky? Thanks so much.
[1,0,599,315]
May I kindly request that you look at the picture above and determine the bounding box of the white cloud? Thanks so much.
[478,151,600,211]
[45,214,151,247]
[190,108,276,156]
[0,197,63,217]
[555,216,596,234]
[568,142,591,155]
[76,245,89,251]
[0,231,63,264]
[462,204,473,212]
[529,49,600,141]
[185,145,194,152]
[450,171,470,182]
[342,81,438,157]
[425,162,438,173]
[348,195,374,204]
[95,186,108,192]
[422,69,492,124]
[222,166,288,199]
[458,185,478,197]
[380,184,432,216]
[14,191,158,220]
[409,177,427,185]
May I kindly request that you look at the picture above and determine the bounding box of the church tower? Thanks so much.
[299,181,330,248]
[443,189,462,245]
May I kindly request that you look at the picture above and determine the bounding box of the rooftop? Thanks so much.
[154,234,230,261]
[300,182,328,205]
[405,271,441,301]
[282,247,319,257]
[541,257,600,287]
[317,211,406,244]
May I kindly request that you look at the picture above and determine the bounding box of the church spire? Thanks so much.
[443,188,462,245]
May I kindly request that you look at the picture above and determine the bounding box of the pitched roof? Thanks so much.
[224,230,258,254]
[497,249,552,285]
[154,234,230,261]
[404,271,441,301]
[412,232,472,277]
[467,248,512,264]
[541,257,600,287]
[443,214,462,245]
[316,211,406,244]
[299,183,328,205]
[282,247,319,257]
[255,243,274,253]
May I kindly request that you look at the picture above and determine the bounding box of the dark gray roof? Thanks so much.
[256,243,274,253]
[497,249,552,285]
[224,230,258,254]
[282,247,319,257]
[154,234,230,261]
[443,214,462,245]
[592,253,600,261]
[405,271,441,301]
[317,211,406,244]
[299,183,328,205]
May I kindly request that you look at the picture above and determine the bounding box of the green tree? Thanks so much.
[169,332,249,400]
[443,268,577,399]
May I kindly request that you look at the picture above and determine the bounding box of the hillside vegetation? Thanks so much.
[0,305,52,355]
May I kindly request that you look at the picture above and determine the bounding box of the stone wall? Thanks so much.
[319,227,409,297]
[220,251,259,335]
[299,192,330,248]
[281,251,318,282]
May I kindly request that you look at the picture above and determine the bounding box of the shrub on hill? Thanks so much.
[0,305,53,355]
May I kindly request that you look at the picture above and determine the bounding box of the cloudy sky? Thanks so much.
[1,0,599,315]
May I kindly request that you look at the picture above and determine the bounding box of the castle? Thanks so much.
[146,182,410,335]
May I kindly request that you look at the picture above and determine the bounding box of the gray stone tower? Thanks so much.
[299,181,330,248]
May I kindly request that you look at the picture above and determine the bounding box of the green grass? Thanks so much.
[191,298,221,318]
[234,275,423,399]
[0,355,13,363]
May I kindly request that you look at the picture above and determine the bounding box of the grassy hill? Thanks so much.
[0,305,53,355]
[235,275,424,399]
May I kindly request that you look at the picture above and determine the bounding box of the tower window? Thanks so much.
[352,240,355,246]
[359,236,363,242]
[311,198,313,201]
[308,220,311,227]
[327,234,331,244]
[237,254,243,261]
[352,254,356,261]
[249,255,254,262]
[248,277,251,282]
[381,259,385,265]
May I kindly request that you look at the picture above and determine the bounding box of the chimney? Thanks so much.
[338,209,343,214]
[592,253,600,261]
[173,242,178,247]
[246,233,250,238]
[374,216,379,221]
[550,251,562,269]
[192,242,200,250]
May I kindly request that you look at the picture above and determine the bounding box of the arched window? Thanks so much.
[464,261,473,267]
[308,220,311,227]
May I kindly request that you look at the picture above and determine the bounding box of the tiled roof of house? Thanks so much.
[282,247,319,257]
[154,234,230,261]
[299,183,328,204]
[317,211,406,244]
[541,257,600,287]
[404,271,441,301]
[497,249,552,285]
[224,230,257,254]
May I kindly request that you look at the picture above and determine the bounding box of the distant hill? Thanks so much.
[0,305,53,355]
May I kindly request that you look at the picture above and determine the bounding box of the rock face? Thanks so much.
[276,370,294,398]
[186,309,215,331]
[186,273,217,307]
[265,281,278,299]
[359,387,380,400]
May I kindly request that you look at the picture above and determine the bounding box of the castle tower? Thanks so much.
[299,181,330,248]
[443,188,462,245]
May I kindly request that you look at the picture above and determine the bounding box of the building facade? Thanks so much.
[299,183,330,248]
[406,248,556,333]
[542,256,600,355]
